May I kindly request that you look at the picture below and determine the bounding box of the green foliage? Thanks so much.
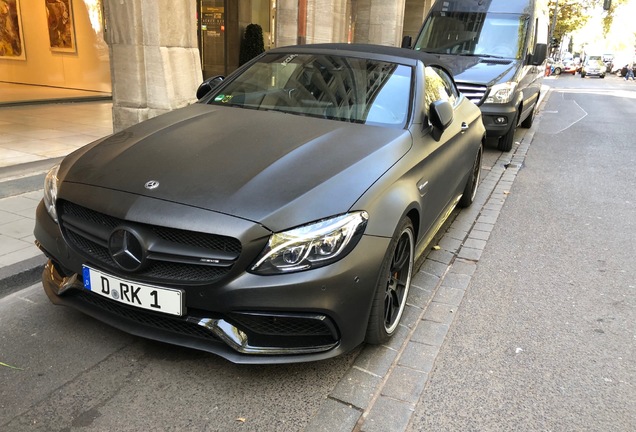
[549,0,629,39]
[601,0,629,34]
[239,24,265,66]
[549,0,593,40]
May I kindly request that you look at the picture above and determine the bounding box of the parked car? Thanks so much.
[34,44,486,364]
[549,58,565,75]
[573,57,582,73]
[563,60,577,75]
[581,58,607,78]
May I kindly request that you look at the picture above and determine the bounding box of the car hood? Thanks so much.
[433,54,518,86]
[62,104,411,231]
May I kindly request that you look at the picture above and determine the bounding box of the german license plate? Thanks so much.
[82,266,184,316]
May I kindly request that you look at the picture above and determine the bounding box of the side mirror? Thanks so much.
[429,100,454,133]
[531,43,548,66]
[196,75,225,100]
[401,36,412,49]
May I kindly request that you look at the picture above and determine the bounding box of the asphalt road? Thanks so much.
[0,282,362,431]
[408,74,636,430]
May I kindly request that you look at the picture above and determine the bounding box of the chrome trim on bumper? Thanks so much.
[43,260,83,295]
[193,317,338,355]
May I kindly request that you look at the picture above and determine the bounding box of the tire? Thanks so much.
[458,144,483,208]
[554,67,562,75]
[520,99,537,129]
[497,111,517,152]
[600,74,605,79]
[581,72,586,78]
[366,218,414,344]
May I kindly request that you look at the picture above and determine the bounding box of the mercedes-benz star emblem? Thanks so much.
[145,180,160,190]
[108,228,145,272]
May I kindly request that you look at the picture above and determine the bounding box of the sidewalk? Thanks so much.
[0,100,113,295]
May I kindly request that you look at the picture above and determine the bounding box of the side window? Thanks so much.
[423,66,458,119]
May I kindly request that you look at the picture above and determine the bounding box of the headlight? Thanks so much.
[43,163,60,223]
[251,211,368,275]
[485,82,517,104]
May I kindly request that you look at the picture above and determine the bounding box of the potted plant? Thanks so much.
[239,24,265,66]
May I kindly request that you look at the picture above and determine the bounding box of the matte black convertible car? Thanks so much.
[35,44,485,363]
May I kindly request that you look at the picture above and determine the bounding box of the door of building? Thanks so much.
[199,0,226,78]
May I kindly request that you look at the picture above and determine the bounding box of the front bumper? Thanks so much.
[478,102,518,138]
[35,201,391,364]
[584,70,605,76]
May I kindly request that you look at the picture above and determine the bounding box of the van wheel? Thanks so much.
[366,218,414,344]
[497,112,517,152]
[458,144,482,208]
[520,102,537,129]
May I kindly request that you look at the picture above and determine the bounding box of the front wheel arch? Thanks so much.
[365,217,415,344]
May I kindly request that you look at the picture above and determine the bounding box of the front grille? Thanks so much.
[59,200,242,286]
[457,82,489,106]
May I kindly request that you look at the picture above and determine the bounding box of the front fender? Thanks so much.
[353,176,422,240]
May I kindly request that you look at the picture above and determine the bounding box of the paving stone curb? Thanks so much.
[0,255,46,298]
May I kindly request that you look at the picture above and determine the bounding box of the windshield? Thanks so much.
[207,53,413,128]
[414,12,528,59]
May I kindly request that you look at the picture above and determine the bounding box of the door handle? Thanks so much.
[461,122,469,133]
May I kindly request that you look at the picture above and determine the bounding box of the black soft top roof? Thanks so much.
[268,43,447,68]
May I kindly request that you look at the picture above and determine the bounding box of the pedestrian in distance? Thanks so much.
[625,63,635,81]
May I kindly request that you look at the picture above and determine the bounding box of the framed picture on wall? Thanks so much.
[45,0,77,53]
[0,0,27,60]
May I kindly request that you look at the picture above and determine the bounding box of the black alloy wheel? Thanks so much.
[366,218,414,344]
[459,144,482,208]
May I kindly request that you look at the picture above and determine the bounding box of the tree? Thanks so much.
[549,0,630,39]
[549,0,594,42]
[601,0,630,34]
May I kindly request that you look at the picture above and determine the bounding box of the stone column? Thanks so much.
[353,0,406,46]
[276,0,299,47]
[403,0,433,43]
[306,0,349,44]
[104,0,202,132]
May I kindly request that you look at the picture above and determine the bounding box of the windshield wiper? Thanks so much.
[458,53,507,59]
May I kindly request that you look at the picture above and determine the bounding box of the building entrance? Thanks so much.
[199,0,226,78]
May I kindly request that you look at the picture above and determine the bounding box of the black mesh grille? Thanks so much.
[152,227,240,253]
[59,200,241,285]
[229,313,334,337]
